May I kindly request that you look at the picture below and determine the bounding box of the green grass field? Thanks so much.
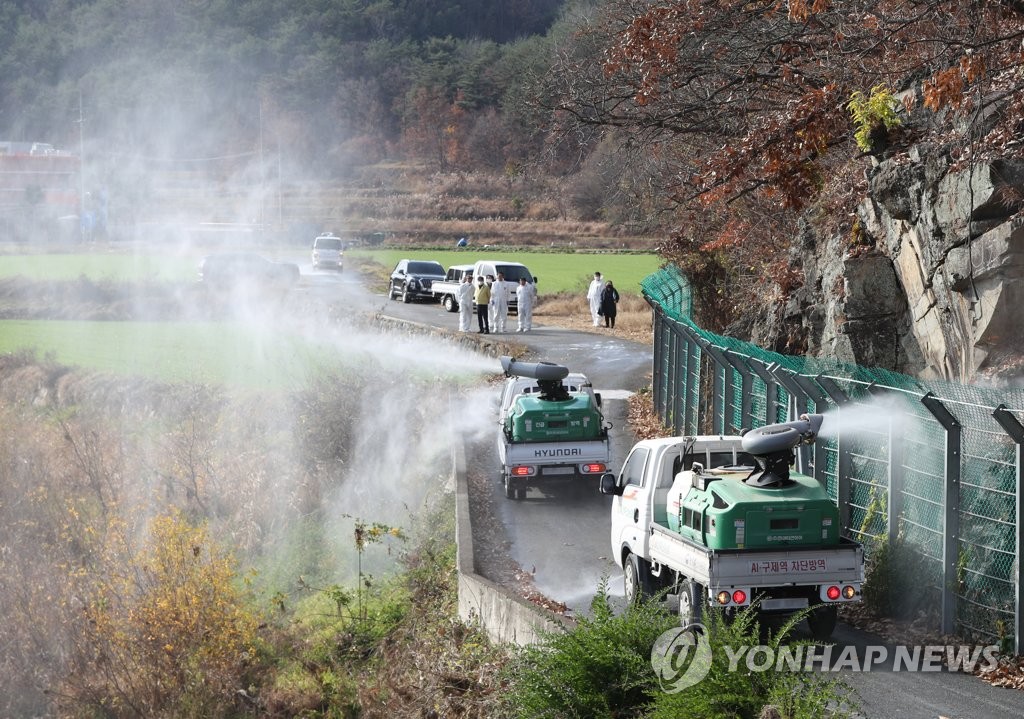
[0,253,201,282]
[0,248,662,295]
[0,319,339,389]
[348,249,662,295]
[0,248,663,383]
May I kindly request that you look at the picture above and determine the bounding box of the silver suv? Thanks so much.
[311,233,344,270]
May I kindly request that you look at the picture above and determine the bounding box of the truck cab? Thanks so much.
[608,436,751,574]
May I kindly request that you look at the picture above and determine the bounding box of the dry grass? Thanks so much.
[627,386,672,441]
[533,291,653,345]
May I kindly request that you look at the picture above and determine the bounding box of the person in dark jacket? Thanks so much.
[600,281,620,328]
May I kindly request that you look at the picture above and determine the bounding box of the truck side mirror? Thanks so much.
[595,392,602,407]
[599,473,621,496]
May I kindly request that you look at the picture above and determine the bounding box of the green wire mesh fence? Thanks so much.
[642,265,1024,651]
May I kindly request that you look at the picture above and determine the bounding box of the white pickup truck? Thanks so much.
[431,264,475,312]
[599,415,864,638]
[497,357,612,499]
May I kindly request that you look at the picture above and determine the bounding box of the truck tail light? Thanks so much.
[582,463,606,473]
[511,466,534,477]
[826,585,841,601]
[715,589,749,606]
[842,585,857,599]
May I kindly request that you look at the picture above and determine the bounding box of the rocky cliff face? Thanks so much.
[776,152,1024,384]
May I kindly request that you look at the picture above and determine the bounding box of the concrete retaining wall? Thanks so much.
[452,440,575,645]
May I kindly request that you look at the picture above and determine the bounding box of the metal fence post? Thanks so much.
[664,322,678,431]
[683,328,700,435]
[921,392,962,636]
[712,354,725,435]
[768,365,812,475]
[748,360,779,425]
[701,343,733,435]
[817,377,854,532]
[992,404,1024,655]
[721,349,753,431]
[653,306,665,420]
[866,385,906,550]
[672,325,686,434]
[790,375,832,491]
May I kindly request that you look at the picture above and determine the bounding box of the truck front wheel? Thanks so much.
[624,554,658,605]
[806,605,838,640]
[624,554,642,605]
[678,580,704,625]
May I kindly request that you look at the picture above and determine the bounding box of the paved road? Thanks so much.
[357,286,646,611]
[320,272,1024,719]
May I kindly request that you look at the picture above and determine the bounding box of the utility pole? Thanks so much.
[258,100,265,232]
[77,90,86,242]
[277,133,282,228]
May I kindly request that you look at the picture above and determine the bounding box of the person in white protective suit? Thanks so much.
[456,272,474,331]
[516,277,536,332]
[586,271,605,327]
[490,272,511,333]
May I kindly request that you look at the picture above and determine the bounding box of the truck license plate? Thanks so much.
[541,466,575,475]
[750,558,828,574]
[761,597,808,611]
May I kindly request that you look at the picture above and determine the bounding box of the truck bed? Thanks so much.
[649,522,863,589]
[499,437,610,471]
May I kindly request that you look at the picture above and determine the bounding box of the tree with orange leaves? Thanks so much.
[538,0,1024,328]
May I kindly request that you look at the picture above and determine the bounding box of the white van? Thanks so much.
[311,233,344,270]
[472,260,535,313]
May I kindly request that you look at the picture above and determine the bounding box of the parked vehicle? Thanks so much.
[198,253,300,289]
[599,414,864,638]
[388,259,446,303]
[432,264,476,311]
[497,356,612,500]
[311,233,344,270]
[471,260,534,314]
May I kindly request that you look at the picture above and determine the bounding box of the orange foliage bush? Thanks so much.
[61,512,261,716]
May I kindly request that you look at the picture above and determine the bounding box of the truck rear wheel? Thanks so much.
[806,605,838,640]
[443,295,457,312]
[503,475,518,500]
[678,580,704,625]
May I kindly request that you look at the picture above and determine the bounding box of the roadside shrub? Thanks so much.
[504,582,677,719]
[60,512,263,717]
[648,608,856,719]
[505,587,856,719]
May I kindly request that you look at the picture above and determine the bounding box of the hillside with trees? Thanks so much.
[5,2,1023,370]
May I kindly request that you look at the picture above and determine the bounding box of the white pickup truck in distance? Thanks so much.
[497,356,612,500]
[599,414,864,639]
[431,264,475,311]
